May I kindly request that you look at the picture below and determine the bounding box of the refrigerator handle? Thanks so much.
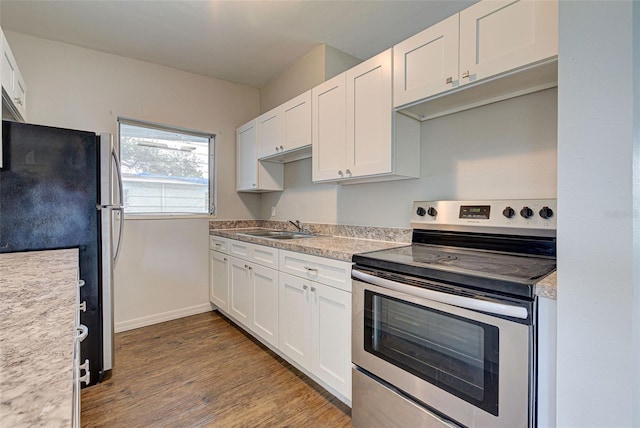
[111,145,124,208]
[111,147,125,266]
[113,207,124,265]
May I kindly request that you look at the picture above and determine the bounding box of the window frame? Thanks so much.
[117,117,217,218]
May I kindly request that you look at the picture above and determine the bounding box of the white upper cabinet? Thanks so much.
[312,49,420,184]
[393,0,558,111]
[236,119,284,193]
[393,14,460,107]
[459,0,558,84]
[258,90,312,162]
[311,73,347,182]
[1,27,27,122]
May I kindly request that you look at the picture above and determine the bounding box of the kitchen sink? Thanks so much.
[238,230,315,240]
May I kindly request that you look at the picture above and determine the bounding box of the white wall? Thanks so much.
[259,44,360,113]
[557,1,637,427]
[5,31,262,329]
[262,88,558,227]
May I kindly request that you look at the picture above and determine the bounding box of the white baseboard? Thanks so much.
[115,303,213,333]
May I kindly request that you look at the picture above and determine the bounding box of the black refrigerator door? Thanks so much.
[1,120,104,385]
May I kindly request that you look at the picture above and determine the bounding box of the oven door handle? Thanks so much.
[352,269,528,319]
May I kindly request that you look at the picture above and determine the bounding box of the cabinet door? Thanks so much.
[257,108,281,158]
[278,272,312,368]
[346,49,393,178]
[459,0,558,84]
[393,14,459,107]
[251,264,279,348]
[236,120,258,191]
[209,250,229,312]
[312,73,347,182]
[281,90,312,152]
[311,282,351,400]
[228,256,252,328]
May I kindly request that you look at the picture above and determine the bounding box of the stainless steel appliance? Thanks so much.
[351,199,556,428]
[0,120,124,385]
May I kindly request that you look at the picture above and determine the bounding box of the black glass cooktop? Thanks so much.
[352,244,557,298]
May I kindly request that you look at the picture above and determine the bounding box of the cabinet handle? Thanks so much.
[311,286,316,292]
[248,266,252,271]
[78,280,85,288]
[304,266,318,273]
[345,169,351,175]
[13,97,23,105]
[279,145,284,150]
[215,242,222,247]
[244,264,249,269]
[78,301,87,312]
[252,183,256,187]
[275,146,279,152]
[338,170,343,176]
[223,257,227,261]
[462,70,470,78]
[303,285,308,290]
[446,76,453,84]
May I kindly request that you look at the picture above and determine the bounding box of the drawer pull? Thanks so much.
[304,266,318,273]
[78,301,87,312]
[303,285,308,290]
[462,70,470,78]
[311,286,316,292]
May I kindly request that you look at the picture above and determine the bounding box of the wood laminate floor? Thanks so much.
[81,311,352,427]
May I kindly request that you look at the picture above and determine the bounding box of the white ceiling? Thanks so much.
[0,0,477,89]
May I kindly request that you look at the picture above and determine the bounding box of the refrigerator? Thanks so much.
[0,120,123,386]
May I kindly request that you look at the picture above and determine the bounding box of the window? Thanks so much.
[118,118,215,215]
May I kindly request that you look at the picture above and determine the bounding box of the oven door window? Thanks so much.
[364,291,500,416]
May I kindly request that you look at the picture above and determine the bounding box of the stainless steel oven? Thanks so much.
[351,199,557,428]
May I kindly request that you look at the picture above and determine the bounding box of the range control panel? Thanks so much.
[411,199,557,233]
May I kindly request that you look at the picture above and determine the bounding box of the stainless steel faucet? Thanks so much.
[289,219,303,232]
[289,220,313,235]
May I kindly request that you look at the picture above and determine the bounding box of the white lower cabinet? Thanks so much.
[228,256,253,328]
[210,238,352,405]
[250,263,279,348]
[209,250,229,311]
[278,272,313,368]
[279,271,352,401]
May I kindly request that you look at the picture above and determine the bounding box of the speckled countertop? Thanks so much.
[210,228,409,262]
[535,271,557,299]
[210,224,557,299]
[0,249,78,427]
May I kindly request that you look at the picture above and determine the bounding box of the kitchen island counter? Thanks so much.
[0,249,78,427]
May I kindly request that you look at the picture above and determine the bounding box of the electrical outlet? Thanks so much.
[271,206,276,217]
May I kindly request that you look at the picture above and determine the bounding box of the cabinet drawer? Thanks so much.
[210,236,229,253]
[251,244,279,269]
[279,250,352,292]
[229,239,251,258]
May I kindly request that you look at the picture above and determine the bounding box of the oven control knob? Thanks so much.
[503,207,515,218]
[416,207,426,216]
[539,206,554,219]
[427,207,438,217]
[520,206,534,219]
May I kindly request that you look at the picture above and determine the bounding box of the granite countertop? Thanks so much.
[212,226,558,299]
[535,271,557,299]
[210,228,409,262]
[0,249,79,427]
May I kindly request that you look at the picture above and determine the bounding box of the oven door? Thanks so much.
[352,272,533,428]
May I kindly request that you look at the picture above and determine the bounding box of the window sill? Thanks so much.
[124,214,216,221]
